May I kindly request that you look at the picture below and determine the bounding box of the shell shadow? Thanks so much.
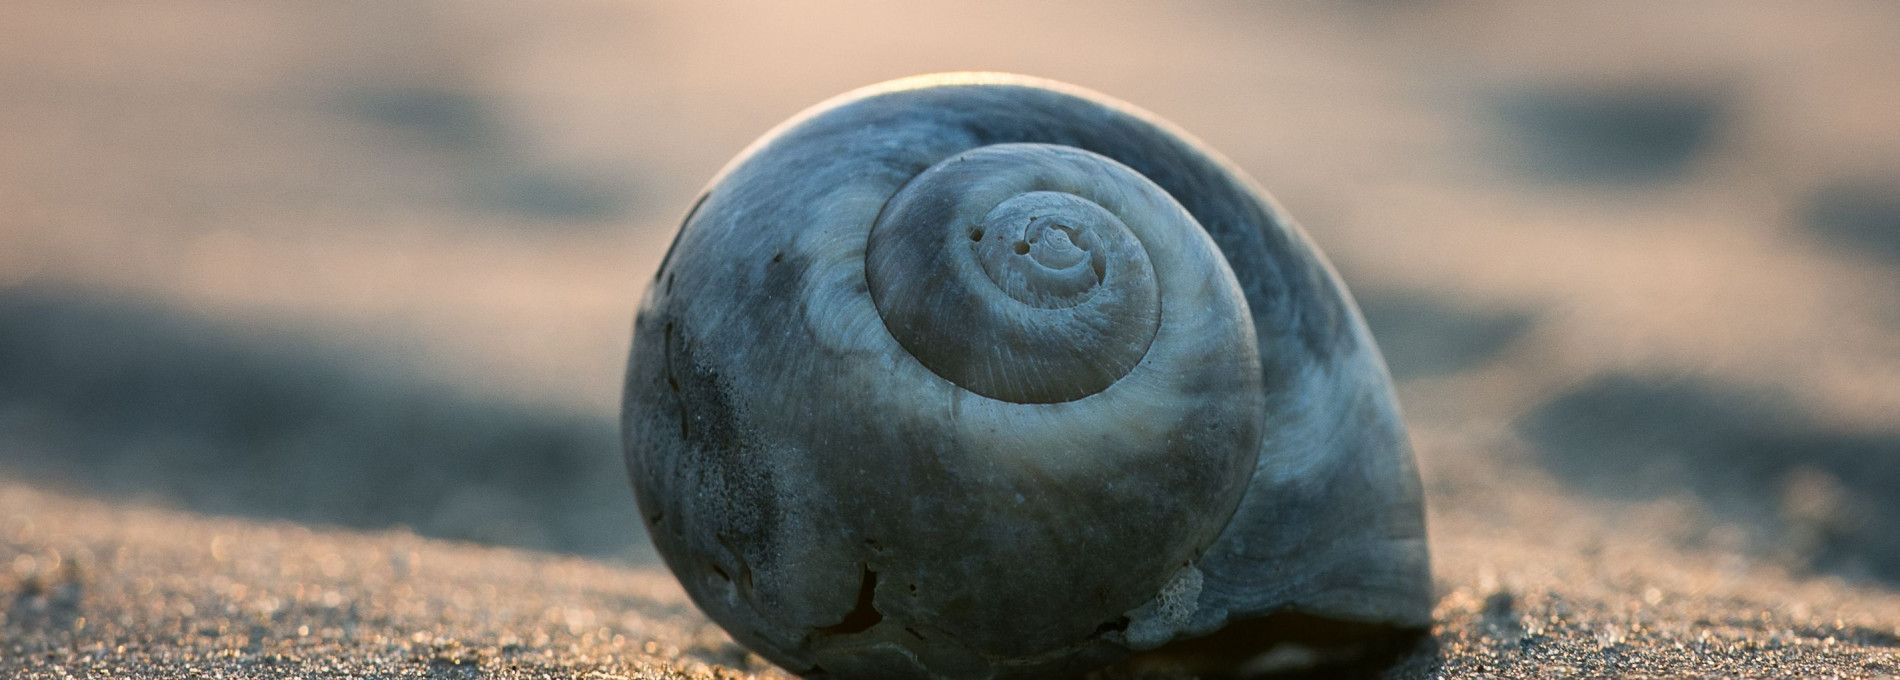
[1519,374,1900,584]
[1096,613,1439,680]
[0,285,638,558]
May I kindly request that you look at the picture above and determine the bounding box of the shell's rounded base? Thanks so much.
[1111,612,1430,679]
[792,611,1430,680]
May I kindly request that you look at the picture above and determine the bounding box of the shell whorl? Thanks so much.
[867,144,1174,403]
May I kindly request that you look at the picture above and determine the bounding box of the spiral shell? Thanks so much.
[623,73,1429,679]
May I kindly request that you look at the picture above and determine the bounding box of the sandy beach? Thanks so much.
[2,2,1897,677]
[5,478,1897,677]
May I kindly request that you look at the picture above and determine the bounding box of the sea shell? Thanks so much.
[622,73,1430,679]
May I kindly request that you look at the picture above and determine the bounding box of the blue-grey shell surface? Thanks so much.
[622,73,1429,679]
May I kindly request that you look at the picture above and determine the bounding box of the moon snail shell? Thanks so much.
[623,73,1430,678]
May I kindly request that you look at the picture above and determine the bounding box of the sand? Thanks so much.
[2,1,1898,677]
[4,481,1897,678]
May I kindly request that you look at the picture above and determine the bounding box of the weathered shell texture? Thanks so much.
[623,74,1430,679]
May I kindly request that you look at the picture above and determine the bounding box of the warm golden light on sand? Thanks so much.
[1,2,1897,677]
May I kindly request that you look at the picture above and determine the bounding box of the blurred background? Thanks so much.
[1,2,1895,588]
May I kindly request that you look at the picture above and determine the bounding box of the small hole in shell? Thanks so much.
[815,566,883,635]
[1013,241,1030,255]
[969,228,984,242]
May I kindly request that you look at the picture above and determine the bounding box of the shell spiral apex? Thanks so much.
[623,73,1430,679]
[868,144,1173,404]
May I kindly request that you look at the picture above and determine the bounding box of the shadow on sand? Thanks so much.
[1521,373,1900,584]
[1491,82,1728,185]
[342,84,632,223]
[1800,178,1900,264]
[0,285,640,558]
[1354,289,1534,382]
